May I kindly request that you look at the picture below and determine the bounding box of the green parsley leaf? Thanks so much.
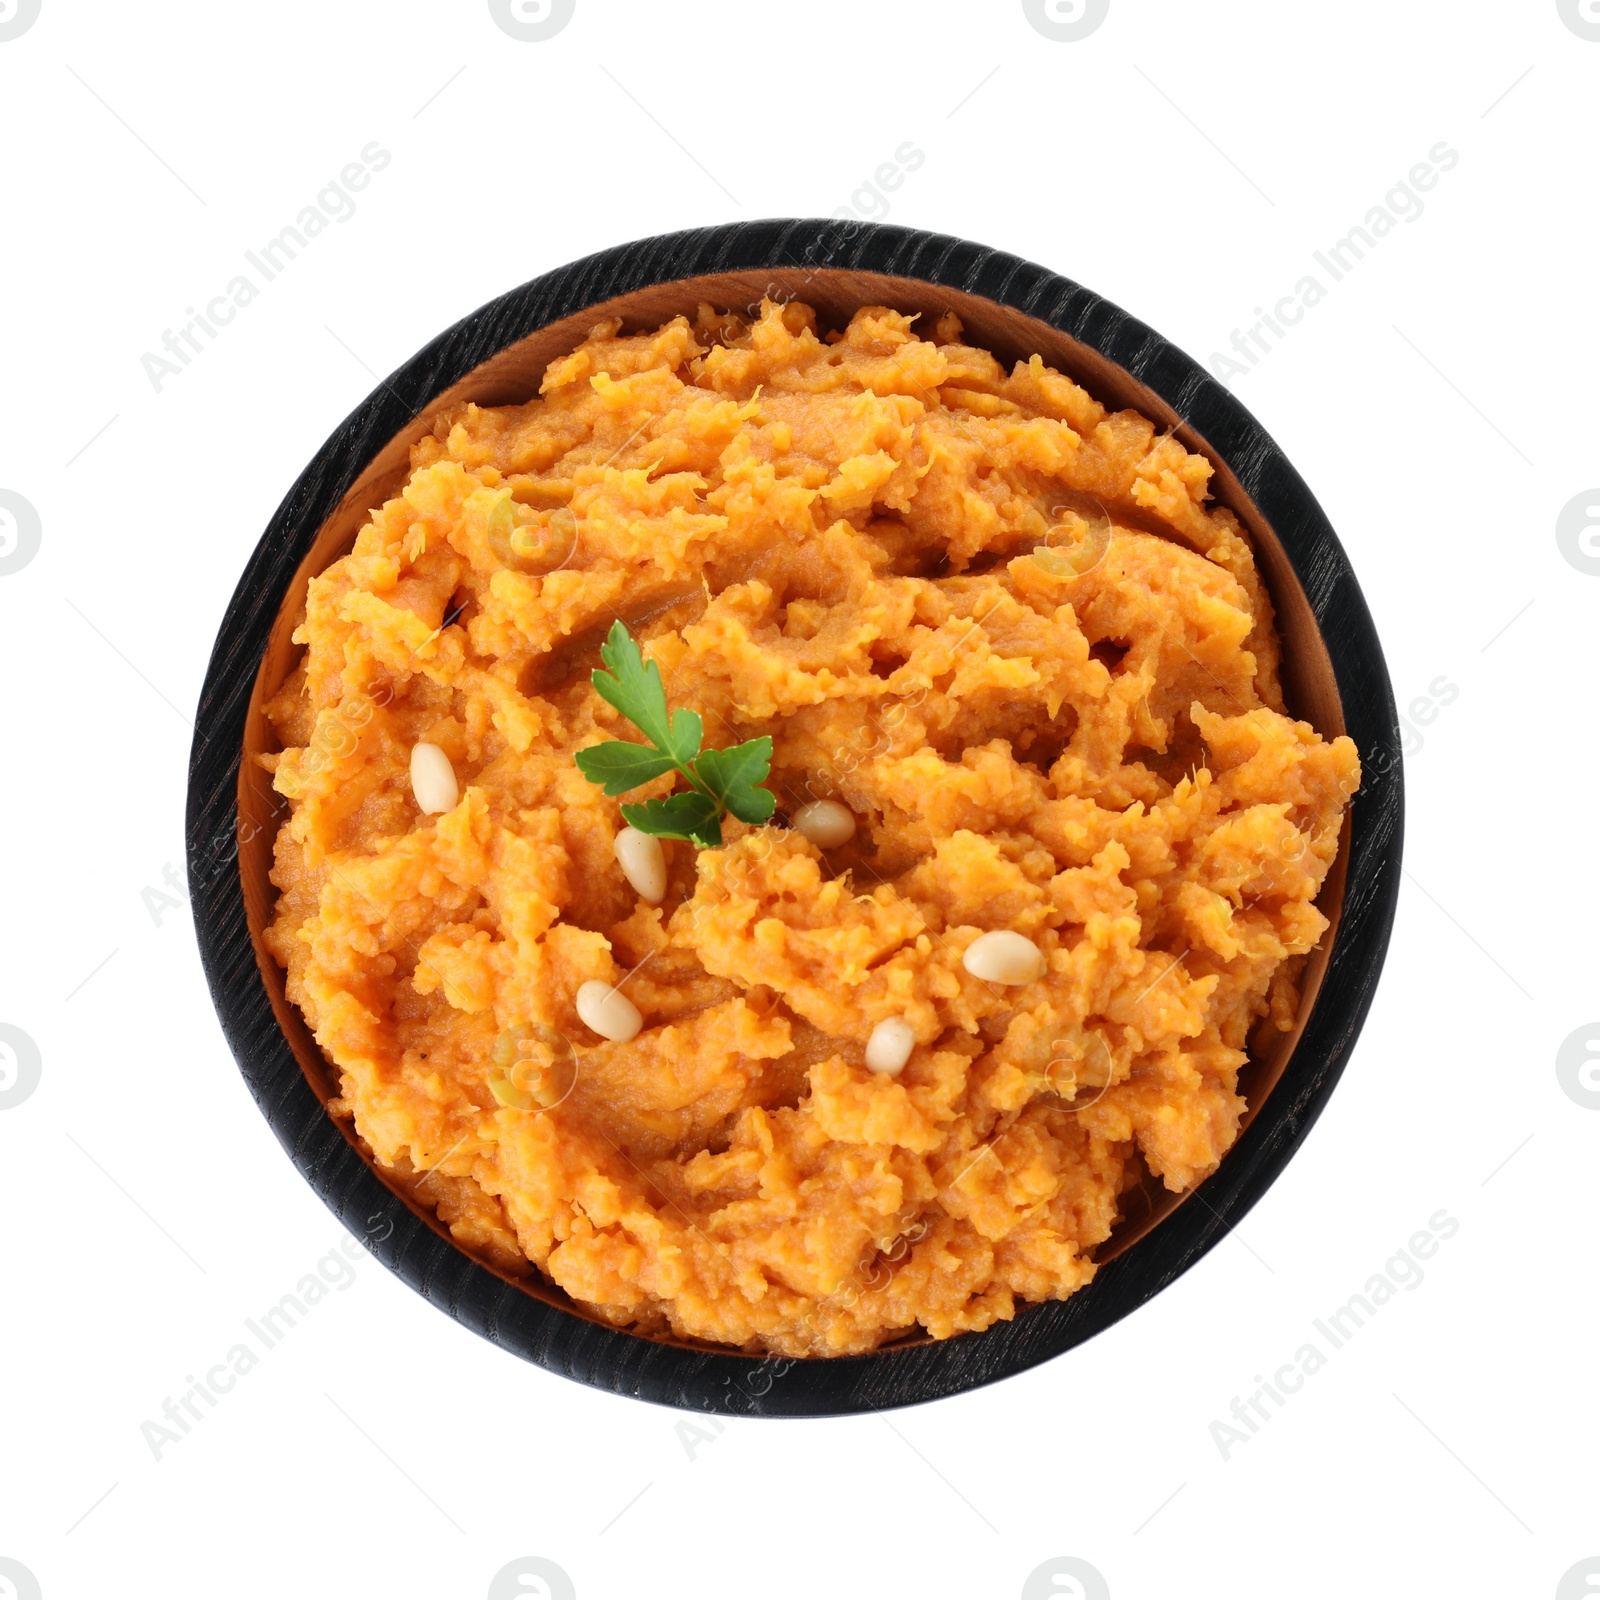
[621,790,723,848]
[591,621,703,769]
[662,707,705,772]
[692,737,777,825]
[579,621,776,850]
[574,740,680,797]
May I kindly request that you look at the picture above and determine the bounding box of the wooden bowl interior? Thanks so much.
[237,268,1349,1347]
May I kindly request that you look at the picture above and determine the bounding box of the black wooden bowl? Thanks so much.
[186,220,1403,1416]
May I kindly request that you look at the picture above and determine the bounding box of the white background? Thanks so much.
[2,2,1597,1597]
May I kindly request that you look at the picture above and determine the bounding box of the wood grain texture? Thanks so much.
[186,219,1404,1416]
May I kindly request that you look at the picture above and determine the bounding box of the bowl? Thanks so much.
[186,219,1404,1416]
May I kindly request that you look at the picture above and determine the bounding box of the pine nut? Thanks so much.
[575,980,643,1043]
[410,741,459,814]
[792,799,857,849]
[962,930,1046,986]
[614,826,667,904]
[865,1017,915,1077]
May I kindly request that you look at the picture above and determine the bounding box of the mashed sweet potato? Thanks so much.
[261,300,1359,1356]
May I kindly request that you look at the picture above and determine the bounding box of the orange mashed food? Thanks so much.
[262,300,1360,1357]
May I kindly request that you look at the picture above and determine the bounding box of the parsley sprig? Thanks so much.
[575,621,775,848]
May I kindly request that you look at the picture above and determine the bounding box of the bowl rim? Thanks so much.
[185,218,1404,1417]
